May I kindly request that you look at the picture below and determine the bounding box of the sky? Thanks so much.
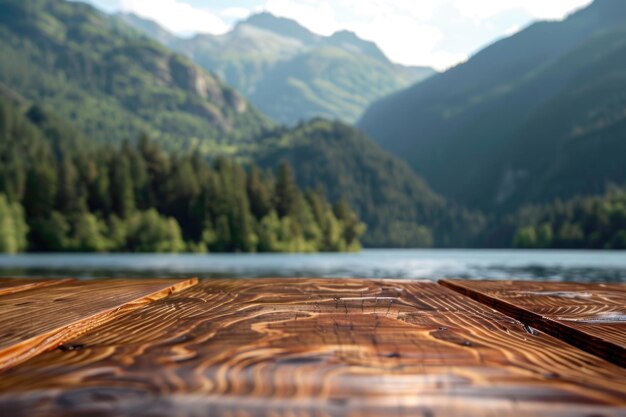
[82,0,593,70]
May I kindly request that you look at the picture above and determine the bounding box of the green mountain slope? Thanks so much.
[249,46,425,124]
[0,96,365,253]
[255,119,485,247]
[118,12,435,124]
[0,0,482,248]
[359,0,626,211]
[173,25,303,98]
[0,0,272,153]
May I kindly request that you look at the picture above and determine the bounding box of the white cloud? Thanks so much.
[451,0,592,20]
[258,0,464,69]
[427,51,469,71]
[504,24,522,37]
[120,0,229,35]
[255,0,592,69]
[112,0,594,70]
[221,7,252,20]
[348,18,448,68]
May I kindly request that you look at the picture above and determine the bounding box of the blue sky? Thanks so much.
[82,0,592,70]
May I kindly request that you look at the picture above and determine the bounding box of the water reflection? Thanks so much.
[0,250,624,283]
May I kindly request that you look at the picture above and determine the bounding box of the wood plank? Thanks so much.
[0,278,75,296]
[0,278,198,371]
[0,279,624,417]
[440,280,626,367]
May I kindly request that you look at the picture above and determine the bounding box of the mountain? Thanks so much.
[0,0,482,248]
[254,119,485,247]
[325,30,388,62]
[0,0,272,153]
[359,0,626,211]
[243,12,320,44]
[118,12,435,124]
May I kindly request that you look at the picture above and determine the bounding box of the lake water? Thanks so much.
[0,250,625,283]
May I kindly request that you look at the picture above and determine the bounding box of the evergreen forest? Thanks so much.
[0,99,364,253]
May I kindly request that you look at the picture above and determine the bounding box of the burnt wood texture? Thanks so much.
[0,278,624,417]
[441,280,626,367]
[0,278,198,371]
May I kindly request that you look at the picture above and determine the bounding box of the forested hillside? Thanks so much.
[0,0,480,249]
[119,12,434,124]
[6,0,622,251]
[255,119,485,247]
[480,187,626,249]
[0,0,272,154]
[0,98,364,253]
[359,0,626,212]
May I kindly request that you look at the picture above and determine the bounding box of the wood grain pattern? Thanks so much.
[441,280,626,367]
[0,278,74,296]
[0,278,198,371]
[1,279,624,417]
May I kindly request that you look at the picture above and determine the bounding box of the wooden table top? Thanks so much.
[441,279,626,367]
[0,278,624,416]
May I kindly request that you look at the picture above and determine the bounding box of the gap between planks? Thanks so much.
[440,279,626,368]
[0,277,198,372]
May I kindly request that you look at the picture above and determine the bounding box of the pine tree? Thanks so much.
[0,194,28,253]
[23,164,57,219]
[109,155,135,218]
[275,161,299,218]
[56,157,85,214]
[247,164,273,220]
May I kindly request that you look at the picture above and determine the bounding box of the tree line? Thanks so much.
[2,97,624,253]
[510,187,626,249]
[0,99,365,253]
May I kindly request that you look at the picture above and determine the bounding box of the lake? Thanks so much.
[0,250,625,282]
